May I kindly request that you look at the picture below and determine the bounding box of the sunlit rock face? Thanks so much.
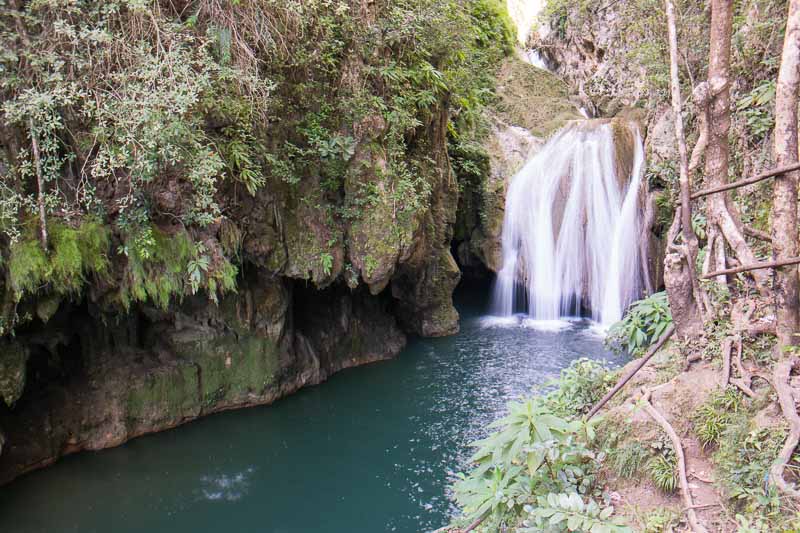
[506,0,548,45]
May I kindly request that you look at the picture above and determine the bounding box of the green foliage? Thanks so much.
[715,414,786,512]
[520,493,632,533]
[470,0,515,55]
[119,227,236,310]
[451,361,628,531]
[693,387,745,448]
[0,0,513,319]
[609,441,650,479]
[8,219,110,300]
[604,428,677,494]
[607,292,673,357]
[691,213,707,241]
[734,514,771,533]
[320,252,334,277]
[641,509,679,533]
[736,79,776,140]
[646,454,677,493]
[645,160,677,191]
[543,358,617,417]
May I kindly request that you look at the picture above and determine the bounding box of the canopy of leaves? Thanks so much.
[0,0,513,330]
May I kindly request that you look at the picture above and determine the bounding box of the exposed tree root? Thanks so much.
[769,359,800,499]
[641,388,709,533]
[730,336,757,398]
[743,226,772,242]
[720,336,733,386]
[685,352,703,370]
[586,325,676,420]
[720,334,757,398]
[462,514,485,533]
[731,299,777,337]
[432,513,485,533]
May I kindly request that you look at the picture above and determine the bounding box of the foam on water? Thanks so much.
[520,318,573,332]
[491,120,647,327]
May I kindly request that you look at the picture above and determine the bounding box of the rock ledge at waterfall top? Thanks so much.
[455,56,582,275]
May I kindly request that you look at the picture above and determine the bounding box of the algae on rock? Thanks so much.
[0,341,28,407]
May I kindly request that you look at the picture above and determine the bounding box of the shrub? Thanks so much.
[607,292,673,357]
[450,360,630,531]
[544,358,618,417]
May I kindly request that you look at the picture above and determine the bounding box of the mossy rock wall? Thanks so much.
[0,342,28,408]
[0,271,405,485]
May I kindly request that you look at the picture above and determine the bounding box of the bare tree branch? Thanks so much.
[701,257,800,279]
[690,162,800,199]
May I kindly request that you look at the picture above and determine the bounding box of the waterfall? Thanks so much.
[491,120,646,327]
[506,0,549,45]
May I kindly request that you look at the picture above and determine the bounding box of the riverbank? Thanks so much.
[0,284,623,533]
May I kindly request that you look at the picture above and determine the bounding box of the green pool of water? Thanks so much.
[0,287,621,533]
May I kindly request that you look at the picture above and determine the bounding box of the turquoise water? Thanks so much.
[0,287,621,533]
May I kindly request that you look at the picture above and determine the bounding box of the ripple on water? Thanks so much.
[198,467,255,502]
[0,289,625,533]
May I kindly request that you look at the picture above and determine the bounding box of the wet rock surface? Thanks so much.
[0,274,405,484]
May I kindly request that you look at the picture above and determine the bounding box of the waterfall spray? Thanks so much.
[491,120,646,326]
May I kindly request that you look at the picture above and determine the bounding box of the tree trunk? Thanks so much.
[28,119,48,251]
[704,0,770,293]
[772,0,800,347]
[664,0,704,337]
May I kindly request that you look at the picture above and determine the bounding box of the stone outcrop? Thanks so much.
[0,273,404,484]
[454,56,579,276]
[0,105,458,486]
[0,341,27,407]
[531,4,655,116]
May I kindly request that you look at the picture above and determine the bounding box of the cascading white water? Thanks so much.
[491,120,646,326]
[506,0,549,45]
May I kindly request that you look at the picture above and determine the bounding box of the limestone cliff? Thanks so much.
[0,0,518,484]
[454,55,580,276]
[0,275,406,484]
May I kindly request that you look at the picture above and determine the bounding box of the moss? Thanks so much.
[48,225,83,289]
[125,362,200,425]
[8,239,49,297]
[7,218,111,300]
[119,226,237,310]
[218,218,243,258]
[75,219,111,274]
[493,57,581,137]
[170,333,279,408]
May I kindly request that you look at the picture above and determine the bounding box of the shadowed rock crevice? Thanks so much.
[0,271,406,485]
